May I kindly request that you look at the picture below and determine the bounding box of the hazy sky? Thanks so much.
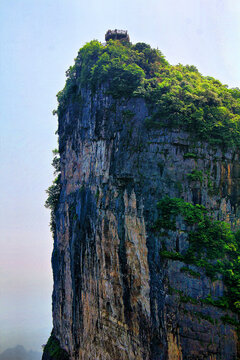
[0,0,240,353]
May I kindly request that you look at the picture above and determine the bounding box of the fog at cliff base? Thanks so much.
[0,0,239,353]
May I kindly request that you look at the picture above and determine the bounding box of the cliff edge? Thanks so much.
[43,33,240,359]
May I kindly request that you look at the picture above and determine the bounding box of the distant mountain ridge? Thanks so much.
[0,345,41,360]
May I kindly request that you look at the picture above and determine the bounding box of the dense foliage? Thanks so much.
[45,149,61,235]
[43,334,69,360]
[155,196,240,314]
[55,39,240,148]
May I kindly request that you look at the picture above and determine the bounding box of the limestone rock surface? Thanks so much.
[43,85,240,360]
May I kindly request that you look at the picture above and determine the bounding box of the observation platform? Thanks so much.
[105,29,130,42]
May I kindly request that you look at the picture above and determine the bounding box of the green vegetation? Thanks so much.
[155,196,240,314]
[200,293,229,309]
[45,149,61,235]
[179,293,199,305]
[95,188,100,200]
[183,152,198,159]
[187,169,204,182]
[221,314,239,327]
[154,196,206,231]
[122,109,135,121]
[74,39,146,99]
[142,67,240,149]
[56,39,240,149]
[180,266,201,278]
[193,311,216,325]
[43,334,69,360]
[182,308,217,325]
[160,250,184,261]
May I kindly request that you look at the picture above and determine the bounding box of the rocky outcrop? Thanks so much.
[42,82,240,360]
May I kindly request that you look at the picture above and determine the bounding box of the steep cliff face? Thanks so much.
[44,37,240,360]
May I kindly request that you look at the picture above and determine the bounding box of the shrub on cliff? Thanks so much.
[45,150,61,235]
[42,335,69,360]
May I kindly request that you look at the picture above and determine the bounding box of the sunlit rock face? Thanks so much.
[44,85,240,360]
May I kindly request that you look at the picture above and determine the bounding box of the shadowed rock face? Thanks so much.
[44,85,240,360]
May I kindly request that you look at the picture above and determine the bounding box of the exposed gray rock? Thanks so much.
[44,86,240,359]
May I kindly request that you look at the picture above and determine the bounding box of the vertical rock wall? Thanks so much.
[47,86,240,360]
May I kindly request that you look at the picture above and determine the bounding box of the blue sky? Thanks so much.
[0,0,239,353]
